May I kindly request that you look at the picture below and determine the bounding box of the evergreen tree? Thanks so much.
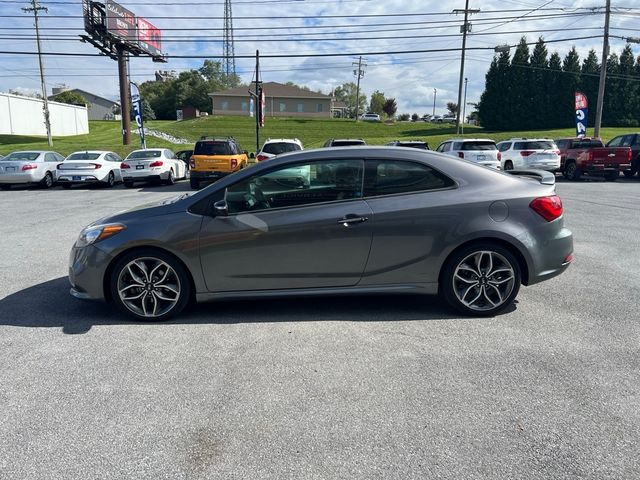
[580,49,600,128]
[559,47,581,129]
[368,90,386,116]
[602,53,620,126]
[529,38,548,129]
[617,46,637,126]
[547,52,564,128]
[508,37,531,129]
[478,56,499,129]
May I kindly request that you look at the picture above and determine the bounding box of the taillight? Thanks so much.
[149,161,163,167]
[628,149,632,161]
[91,163,102,169]
[256,154,269,162]
[554,150,561,155]
[56,163,64,170]
[588,151,594,162]
[497,152,502,161]
[530,195,563,222]
[189,157,195,168]
[231,159,238,169]
[22,164,37,171]
[458,152,464,159]
[121,162,130,169]
[520,150,534,157]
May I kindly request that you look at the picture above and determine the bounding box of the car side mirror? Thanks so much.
[213,199,229,217]
[249,152,255,159]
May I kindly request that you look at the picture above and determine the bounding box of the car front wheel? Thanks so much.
[441,243,521,316]
[110,250,191,321]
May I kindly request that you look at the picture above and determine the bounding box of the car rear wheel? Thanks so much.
[0,184,11,190]
[441,243,521,317]
[504,160,514,170]
[103,171,115,188]
[124,181,134,188]
[41,172,53,188]
[165,169,175,185]
[110,250,191,321]
[62,183,72,189]
[190,178,201,190]
[565,161,581,181]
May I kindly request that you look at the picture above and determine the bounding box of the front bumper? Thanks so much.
[68,244,113,301]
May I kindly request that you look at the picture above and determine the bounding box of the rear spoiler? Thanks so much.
[504,169,556,185]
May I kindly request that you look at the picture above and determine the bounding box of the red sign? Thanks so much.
[575,91,588,110]
[137,17,162,56]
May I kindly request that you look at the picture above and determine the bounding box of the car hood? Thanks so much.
[89,193,192,226]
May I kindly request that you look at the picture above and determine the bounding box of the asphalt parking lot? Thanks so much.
[1,177,639,479]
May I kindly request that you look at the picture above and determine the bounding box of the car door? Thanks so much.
[198,158,373,292]
[359,158,457,287]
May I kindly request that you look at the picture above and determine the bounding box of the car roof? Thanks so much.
[8,150,50,154]
[68,150,112,154]
[500,138,554,142]
[263,138,301,143]
[446,138,496,143]
[331,138,365,142]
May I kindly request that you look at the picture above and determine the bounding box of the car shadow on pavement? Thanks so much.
[0,277,507,334]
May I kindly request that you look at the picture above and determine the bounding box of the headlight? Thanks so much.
[76,223,125,247]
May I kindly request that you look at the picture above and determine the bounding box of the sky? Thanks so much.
[0,0,639,115]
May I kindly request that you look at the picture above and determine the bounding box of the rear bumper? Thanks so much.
[586,163,631,174]
[122,174,164,183]
[0,172,41,184]
[58,174,105,184]
[191,170,231,181]
[527,226,573,285]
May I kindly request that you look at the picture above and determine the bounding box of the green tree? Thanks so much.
[141,98,156,120]
[560,47,581,128]
[368,90,386,116]
[529,38,549,129]
[579,49,599,128]
[603,53,620,126]
[616,45,637,126]
[411,113,419,122]
[140,79,177,120]
[382,98,397,118]
[547,52,564,127]
[508,37,531,128]
[334,82,367,118]
[52,90,88,107]
[479,50,511,130]
[446,102,458,116]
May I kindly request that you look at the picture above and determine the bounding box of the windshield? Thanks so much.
[262,142,302,155]
[459,141,497,151]
[126,150,162,159]
[67,153,101,161]
[513,141,556,150]
[194,142,232,155]
[2,152,40,161]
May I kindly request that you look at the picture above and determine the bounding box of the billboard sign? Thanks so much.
[137,17,162,56]
[575,91,588,138]
[105,0,137,44]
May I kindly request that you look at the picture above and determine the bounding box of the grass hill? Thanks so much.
[0,116,633,158]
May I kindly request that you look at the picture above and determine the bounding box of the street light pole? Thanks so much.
[594,0,611,138]
[23,0,52,146]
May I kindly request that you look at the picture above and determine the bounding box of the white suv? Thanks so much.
[496,138,561,171]
[256,138,303,162]
[360,113,380,122]
[435,138,501,169]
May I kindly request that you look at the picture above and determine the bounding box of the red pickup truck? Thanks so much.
[555,137,632,181]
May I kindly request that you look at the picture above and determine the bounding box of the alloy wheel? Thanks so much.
[452,250,516,312]
[117,257,181,318]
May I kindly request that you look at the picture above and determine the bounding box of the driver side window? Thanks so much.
[225,159,364,214]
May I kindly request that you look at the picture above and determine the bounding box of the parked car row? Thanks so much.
[0,148,189,190]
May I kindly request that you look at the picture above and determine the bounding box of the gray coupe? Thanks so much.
[69,147,573,320]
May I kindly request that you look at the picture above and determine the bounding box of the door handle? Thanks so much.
[338,216,368,226]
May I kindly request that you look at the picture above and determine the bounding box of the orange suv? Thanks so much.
[189,136,248,190]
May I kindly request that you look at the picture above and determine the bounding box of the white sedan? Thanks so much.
[0,150,65,190]
[57,151,124,188]
[121,149,188,188]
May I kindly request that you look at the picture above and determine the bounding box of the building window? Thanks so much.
[241,101,248,111]
[279,103,286,112]
[297,103,304,113]
[222,101,229,111]
[316,103,323,113]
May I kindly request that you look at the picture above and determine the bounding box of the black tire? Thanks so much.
[0,184,11,191]
[165,169,175,185]
[190,177,201,190]
[440,242,521,317]
[109,249,192,321]
[103,171,115,188]
[123,181,134,188]
[504,160,514,171]
[41,172,54,189]
[623,170,635,178]
[62,183,72,189]
[565,161,581,181]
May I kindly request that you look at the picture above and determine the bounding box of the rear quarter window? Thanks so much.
[364,160,455,197]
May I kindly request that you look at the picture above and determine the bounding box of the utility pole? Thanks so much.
[117,46,131,145]
[433,88,437,116]
[462,78,468,135]
[594,0,611,138]
[453,1,480,135]
[248,50,262,154]
[352,56,366,121]
[23,0,52,146]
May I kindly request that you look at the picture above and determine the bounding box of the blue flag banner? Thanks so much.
[130,82,145,148]
[575,91,588,138]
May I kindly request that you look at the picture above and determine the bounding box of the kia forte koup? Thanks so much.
[69,147,573,320]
